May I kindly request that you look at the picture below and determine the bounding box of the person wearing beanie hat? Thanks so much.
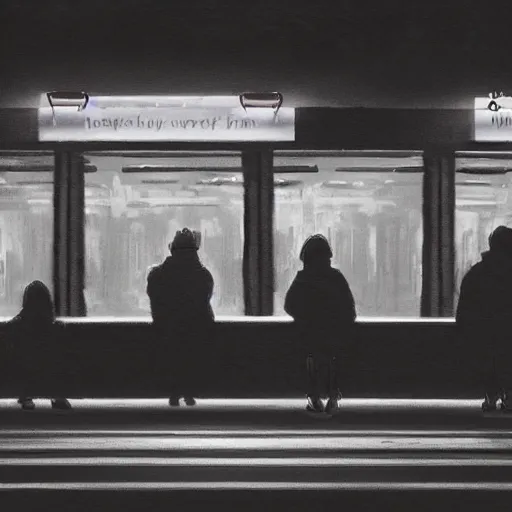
[147,227,214,407]
[170,228,201,252]
[285,234,356,416]
[457,225,512,412]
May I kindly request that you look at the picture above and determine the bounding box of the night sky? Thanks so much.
[0,0,510,108]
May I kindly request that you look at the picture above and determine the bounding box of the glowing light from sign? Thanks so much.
[475,96,512,141]
[38,94,295,142]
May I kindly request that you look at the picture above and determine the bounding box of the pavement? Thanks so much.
[1,399,512,510]
[0,397,510,431]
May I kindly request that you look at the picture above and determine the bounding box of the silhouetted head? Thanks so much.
[299,234,333,268]
[489,225,512,255]
[169,228,201,255]
[20,280,55,323]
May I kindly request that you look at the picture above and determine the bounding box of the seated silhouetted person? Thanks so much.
[147,228,214,407]
[6,281,72,411]
[285,234,356,415]
[457,225,512,412]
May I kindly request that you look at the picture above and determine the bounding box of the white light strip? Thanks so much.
[0,398,484,408]
[0,436,510,450]
[0,316,457,323]
[26,316,457,323]
[0,428,508,437]
[1,456,512,467]
[42,94,287,111]
[0,398,485,411]
[89,96,243,109]
[1,481,512,491]
[40,95,243,110]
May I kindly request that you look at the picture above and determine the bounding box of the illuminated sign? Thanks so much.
[474,95,512,141]
[38,95,295,142]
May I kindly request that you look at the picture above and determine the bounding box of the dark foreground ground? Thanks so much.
[1,398,512,511]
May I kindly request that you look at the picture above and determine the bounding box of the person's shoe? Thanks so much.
[169,396,181,407]
[19,398,35,411]
[482,393,499,412]
[51,399,72,411]
[306,396,324,414]
[184,396,196,407]
[500,391,512,412]
[325,397,339,415]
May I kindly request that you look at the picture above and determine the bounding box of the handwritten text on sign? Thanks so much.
[474,97,512,141]
[85,114,258,132]
[38,107,295,142]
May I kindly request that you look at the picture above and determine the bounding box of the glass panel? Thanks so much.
[0,152,54,317]
[273,152,424,317]
[454,153,512,312]
[83,152,243,317]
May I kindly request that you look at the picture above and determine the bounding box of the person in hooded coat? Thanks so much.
[457,225,512,412]
[5,281,72,410]
[147,228,214,407]
[285,234,356,415]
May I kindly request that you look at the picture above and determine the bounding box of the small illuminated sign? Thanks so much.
[38,95,295,142]
[475,95,512,141]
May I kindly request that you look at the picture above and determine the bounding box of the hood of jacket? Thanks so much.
[293,266,340,291]
[480,249,512,274]
[162,251,204,269]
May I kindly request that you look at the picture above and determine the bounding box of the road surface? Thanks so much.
[0,399,511,510]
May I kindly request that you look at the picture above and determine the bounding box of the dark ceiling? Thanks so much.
[0,1,510,107]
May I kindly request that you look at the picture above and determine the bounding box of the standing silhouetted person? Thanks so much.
[457,225,512,412]
[147,228,214,407]
[5,281,72,410]
[285,234,356,415]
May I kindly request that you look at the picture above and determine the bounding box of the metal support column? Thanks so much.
[421,150,455,317]
[259,150,274,315]
[242,150,274,315]
[68,154,86,316]
[439,152,455,316]
[53,152,86,317]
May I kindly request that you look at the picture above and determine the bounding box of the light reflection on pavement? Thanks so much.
[0,434,510,452]
[0,398,510,433]
[0,399,511,490]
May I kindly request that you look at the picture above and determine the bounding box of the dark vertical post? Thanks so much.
[243,151,260,315]
[259,150,274,316]
[421,149,455,317]
[422,152,440,317]
[52,152,86,317]
[68,154,86,316]
[439,152,455,317]
[242,150,274,315]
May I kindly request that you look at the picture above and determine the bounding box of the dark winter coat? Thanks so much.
[4,314,61,396]
[284,266,356,355]
[457,249,512,346]
[2,280,73,397]
[147,251,215,339]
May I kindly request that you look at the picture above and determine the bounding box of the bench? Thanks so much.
[0,317,481,399]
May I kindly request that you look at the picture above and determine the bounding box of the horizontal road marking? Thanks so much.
[0,398,486,409]
[2,481,512,491]
[2,457,512,466]
[0,436,511,451]
[1,429,512,437]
